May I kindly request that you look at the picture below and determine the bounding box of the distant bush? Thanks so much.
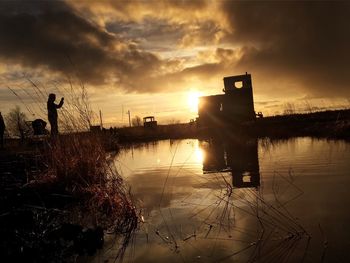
[132,115,142,127]
[5,106,29,140]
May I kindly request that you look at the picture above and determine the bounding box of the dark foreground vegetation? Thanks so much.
[0,134,138,262]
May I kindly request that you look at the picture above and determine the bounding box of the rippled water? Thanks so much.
[99,138,350,262]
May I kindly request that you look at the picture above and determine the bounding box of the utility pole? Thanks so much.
[121,105,124,121]
[127,110,131,127]
[99,110,103,128]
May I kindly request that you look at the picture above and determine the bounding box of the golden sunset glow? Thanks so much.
[195,145,204,163]
[0,1,349,126]
[187,90,202,113]
[1,2,350,262]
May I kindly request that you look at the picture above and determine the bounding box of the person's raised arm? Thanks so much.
[56,97,64,108]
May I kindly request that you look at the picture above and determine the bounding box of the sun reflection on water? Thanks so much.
[195,144,204,163]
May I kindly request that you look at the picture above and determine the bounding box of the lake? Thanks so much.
[98,137,350,262]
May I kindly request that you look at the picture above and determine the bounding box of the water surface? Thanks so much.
[103,138,350,262]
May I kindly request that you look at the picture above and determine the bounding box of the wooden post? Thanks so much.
[99,110,103,128]
[127,110,131,127]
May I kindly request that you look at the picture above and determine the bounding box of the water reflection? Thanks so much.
[200,138,260,188]
[108,138,350,263]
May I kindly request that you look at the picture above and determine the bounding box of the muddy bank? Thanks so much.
[115,122,198,142]
[114,109,350,143]
[254,109,350,139]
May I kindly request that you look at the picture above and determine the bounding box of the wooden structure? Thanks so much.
[198,73,256,128]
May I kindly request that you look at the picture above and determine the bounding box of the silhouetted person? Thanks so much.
[47,93,64,136]
[0,112,5,148]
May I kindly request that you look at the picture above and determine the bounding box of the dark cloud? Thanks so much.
[105,18,185,53]
[0,1,162,90]
[221,1,350,97]
[99,0,208,18]
[1,0,350,100]
[106,17,224,54]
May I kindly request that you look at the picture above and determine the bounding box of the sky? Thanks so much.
[0,0,349,126]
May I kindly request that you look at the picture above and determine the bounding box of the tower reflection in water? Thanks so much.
[200,138,260,188]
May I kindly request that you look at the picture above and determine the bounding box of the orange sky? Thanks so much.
[0,1,349,126]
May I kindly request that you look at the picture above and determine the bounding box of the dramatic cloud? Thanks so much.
[70,0,214,24]
[0,1,349,121]
[0,1,167,91]
[220,1,350,97]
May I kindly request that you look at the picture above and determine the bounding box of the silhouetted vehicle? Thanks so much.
[143,116,157,128]
[256,111,264,118]
[32,119,47,135]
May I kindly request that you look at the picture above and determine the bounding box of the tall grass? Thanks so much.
[18,78,139,260]
[46,133,137,225]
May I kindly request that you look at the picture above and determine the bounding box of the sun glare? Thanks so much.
[187,90,202,113]
[195,145,204,163]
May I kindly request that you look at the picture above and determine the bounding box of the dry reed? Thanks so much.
[10,77,139,261]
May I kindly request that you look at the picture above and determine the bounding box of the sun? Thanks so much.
[187,90,202,113]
